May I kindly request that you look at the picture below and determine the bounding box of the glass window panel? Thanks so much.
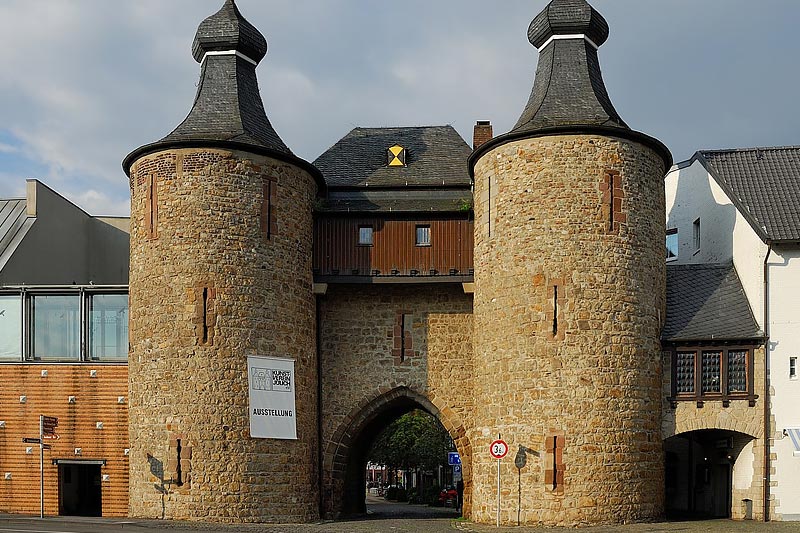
[0,295,22,360]
[727,350,748,393]
[358,226,373,246]
[701,350,722,394]
[89,294,129,361]
[32,295,80,361]
[666,230,678,261]
[416,225,431,246]
[676,352,695,394]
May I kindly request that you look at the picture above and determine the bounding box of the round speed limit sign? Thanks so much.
[490,439,508,459]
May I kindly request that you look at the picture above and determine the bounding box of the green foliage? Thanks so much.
[367,410,453,474]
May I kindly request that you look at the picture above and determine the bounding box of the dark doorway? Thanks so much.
[664,429,753,520]
[59,463,102,516]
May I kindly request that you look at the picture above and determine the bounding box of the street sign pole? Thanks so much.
[39,415,44,519]
[489,435,509,528]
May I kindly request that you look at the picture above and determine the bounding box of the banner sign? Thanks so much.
[247,356,297,440]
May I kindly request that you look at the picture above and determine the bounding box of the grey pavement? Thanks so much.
[3,506,800,533]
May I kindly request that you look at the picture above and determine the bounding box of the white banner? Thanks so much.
[247,356,297,440]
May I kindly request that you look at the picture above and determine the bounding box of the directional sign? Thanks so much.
[22,437,41,444]
[42,416,58,435]
[448,452,461,466]
[42,433,60,440]
[490,439,508,459]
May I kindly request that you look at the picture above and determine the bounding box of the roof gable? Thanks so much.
[664,263,762,343]
[697,146,800,242]
[313,126,472,189]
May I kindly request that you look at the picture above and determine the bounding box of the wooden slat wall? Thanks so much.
[0,364,129,517]
[314,217,474,277]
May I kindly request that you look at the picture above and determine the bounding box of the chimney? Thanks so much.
[473,120,493,150]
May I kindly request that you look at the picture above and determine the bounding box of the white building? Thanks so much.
[665,146,800,520]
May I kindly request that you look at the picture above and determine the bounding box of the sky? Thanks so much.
[0,0,799,217]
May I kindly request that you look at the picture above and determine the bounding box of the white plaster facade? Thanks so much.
[665,157,800,520]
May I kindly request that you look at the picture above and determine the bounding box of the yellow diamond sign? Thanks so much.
[388,145,406,167]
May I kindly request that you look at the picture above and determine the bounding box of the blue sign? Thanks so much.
[453,464,462,474]
[448,452,461,465]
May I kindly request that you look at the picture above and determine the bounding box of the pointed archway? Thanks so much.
[322,386,471,518]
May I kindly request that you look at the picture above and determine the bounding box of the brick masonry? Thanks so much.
[318,284,473,518]
[471,134,667,526]
[0,364,129,517]
[127,148,318,523]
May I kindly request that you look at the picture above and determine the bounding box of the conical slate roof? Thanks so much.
[470,0,671,172]
[124,0,321,186]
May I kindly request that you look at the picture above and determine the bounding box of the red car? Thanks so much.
[438,487,458,507]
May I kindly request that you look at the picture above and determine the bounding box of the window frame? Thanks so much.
[415,225,431,247]
[358,225,374,247]
[0,293,23,361]
[666,228,679,262]
[791,357,797,380]
[668,345,757,407]
[693,218,701,253]
[0,287,128,364]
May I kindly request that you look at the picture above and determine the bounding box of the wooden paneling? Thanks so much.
[314,216,474,277]
[0,364,129,517]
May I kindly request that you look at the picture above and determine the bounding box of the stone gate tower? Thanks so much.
[123,0,322,522]
[469,0,672,526]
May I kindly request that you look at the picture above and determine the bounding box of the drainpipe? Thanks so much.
[763,243,772,522]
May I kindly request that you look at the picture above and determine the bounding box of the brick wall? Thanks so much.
[0,364,129,517]
[471,134,667,526]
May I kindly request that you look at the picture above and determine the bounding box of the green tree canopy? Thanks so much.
[367,410,453,472]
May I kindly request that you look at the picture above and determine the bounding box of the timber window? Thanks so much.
[261,178,277,240]
[358,226,374,246]
[415,225,431,247]
[669,346,757,407]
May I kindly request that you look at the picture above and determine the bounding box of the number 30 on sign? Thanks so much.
[490,439,508,459]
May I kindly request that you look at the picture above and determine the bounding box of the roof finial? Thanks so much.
[191,0,268,64]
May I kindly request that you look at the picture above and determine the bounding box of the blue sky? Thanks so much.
[1,0,799,216]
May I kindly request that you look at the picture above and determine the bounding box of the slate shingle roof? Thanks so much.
[663,263,762,343]
[124,0,321,186]
[469,0,671,174]
[314,126,472,189]
[699,146,800,241]
[0,199,35,272]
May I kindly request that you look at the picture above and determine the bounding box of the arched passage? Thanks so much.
[322,386,471,518]
[665,429,758,520]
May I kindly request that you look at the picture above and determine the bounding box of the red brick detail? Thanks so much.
[601,170,624,234]
[473,121,493,150]
[146,174,158,239]
[544,430,566,495]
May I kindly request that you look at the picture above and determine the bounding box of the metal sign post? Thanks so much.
[39,415,43,519]
[489,436,508,527]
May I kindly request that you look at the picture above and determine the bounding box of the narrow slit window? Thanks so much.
[147,174,158,239]
[693,218,701,251]
[202,288,209,345]
[791,357,797,380]
[552,286,558,336]
[552,436,558,491]
[175,439,183,486]
[609,173,616,231]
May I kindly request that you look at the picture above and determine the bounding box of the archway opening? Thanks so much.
[665,429,756,520]
[329,388,469,519]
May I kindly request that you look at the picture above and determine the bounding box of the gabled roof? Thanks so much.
[696,146,800,242]
[663,263,763,343]
[0,198,35,272]
[313,126,472,189]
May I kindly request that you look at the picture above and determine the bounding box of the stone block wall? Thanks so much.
[318,284,473,517]
[662,346,769,520]
[127,148,318,522]
[471,134,667,526]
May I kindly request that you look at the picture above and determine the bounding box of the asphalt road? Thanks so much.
[2,501,800,533]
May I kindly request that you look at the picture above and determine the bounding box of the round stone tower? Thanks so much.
[123,0,323,523]
[469,0,672,526]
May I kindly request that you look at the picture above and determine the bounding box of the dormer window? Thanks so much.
[388,145,406,167]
